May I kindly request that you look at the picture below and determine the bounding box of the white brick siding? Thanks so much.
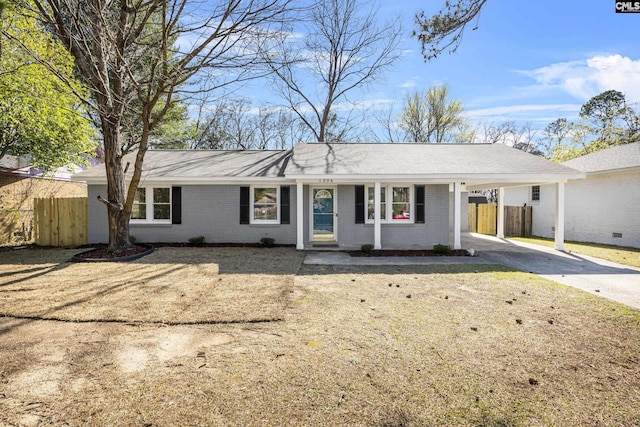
[504,170,640,248]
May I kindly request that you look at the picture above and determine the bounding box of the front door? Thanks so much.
[311,187,336,241]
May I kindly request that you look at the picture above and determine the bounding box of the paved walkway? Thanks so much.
[303,233,640,310]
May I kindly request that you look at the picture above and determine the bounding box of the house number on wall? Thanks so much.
[319,179,333,183]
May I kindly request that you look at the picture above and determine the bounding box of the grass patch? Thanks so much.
[0,247,305,324]
[510,236,640,268]
[0,249,639,426]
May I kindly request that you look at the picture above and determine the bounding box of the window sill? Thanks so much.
[364,221,416,225]
[131,221,172,226]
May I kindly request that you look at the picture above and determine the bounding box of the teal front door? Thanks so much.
[312,187,336,241]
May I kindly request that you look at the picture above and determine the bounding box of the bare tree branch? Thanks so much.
[31,0,292,252]
[266,0,402,142]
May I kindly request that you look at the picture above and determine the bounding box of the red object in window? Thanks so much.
[393,210,410,219]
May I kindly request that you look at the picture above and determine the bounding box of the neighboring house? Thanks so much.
[504,142,640,248]
[72,143,583,250]
[0,155,87,244]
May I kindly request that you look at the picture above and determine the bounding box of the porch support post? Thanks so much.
[453,181,461,250]
[296,182,304,250]
[497,187,505,238]
[374,181,382,250]
[554,181,565,251]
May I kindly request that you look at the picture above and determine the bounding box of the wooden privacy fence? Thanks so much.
[504,205,533,237]
[468,203,497,235]
[468,204,532,237]
[34,197,88,246]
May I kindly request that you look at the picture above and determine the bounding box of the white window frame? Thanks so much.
[250,185,280,225]
[130,186,172,224]
[365,184,414,224]
[531,185,540,202]
[366,186,386,222]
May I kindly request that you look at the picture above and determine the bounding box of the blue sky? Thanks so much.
[373,0,640,131]
[210,0,640,140]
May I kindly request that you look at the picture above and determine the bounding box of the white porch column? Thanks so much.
[453,182,461,250]
[497,187,505,238]
[374,181,382,250]
[554,181,565,251]
[296,182,304,250]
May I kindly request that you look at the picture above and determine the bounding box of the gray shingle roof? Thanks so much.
[73,143,584,186]
[286,143,580,177]
[562,142,640,173]
[73,150,292,182]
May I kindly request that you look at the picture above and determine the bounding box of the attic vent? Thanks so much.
[612,232,623,238]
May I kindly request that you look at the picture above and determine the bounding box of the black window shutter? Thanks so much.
[355,185,365,224]
[240,186,250,224]
[171,186,182,224]
[415,185,425,224]
[280,186,290,224]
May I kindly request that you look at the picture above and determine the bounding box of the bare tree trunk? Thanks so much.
[33,0,294,253]
[101,118,131,252]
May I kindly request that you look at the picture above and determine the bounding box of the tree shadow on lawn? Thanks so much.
[132,246,306,275]
[0,247,306,334]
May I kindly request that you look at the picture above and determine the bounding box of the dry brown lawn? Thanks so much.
[0,247,639,426]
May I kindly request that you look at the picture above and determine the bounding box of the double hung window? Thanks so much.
[251,186,280,224]
[366,185,413,223]
[131,187,171,223]
[531,185,540,201]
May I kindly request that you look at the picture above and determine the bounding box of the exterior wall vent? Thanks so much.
[612,232,623,238]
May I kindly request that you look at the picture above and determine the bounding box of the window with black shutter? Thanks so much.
[280,186,290,224]
[355,185,365,224]
[415,185,425,224]
[239,186,250,224]
[171,187,182,224]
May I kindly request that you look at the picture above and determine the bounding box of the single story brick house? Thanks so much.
[73,143,584,250]
[504,142,640,248]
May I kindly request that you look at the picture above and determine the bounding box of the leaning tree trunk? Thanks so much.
[102,117,132,253]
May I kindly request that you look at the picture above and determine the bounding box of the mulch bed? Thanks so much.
[349,249,470,257]
[70,242,296,262]
[72,244,154,262]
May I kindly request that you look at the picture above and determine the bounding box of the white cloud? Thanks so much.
[331,98,395,112]
[521,54,640,103]
[468,103,581,121]
[399,76,419,88]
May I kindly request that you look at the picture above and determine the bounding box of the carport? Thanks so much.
[447,147,585,251]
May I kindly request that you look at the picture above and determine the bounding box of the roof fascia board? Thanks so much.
[584,166,640,176]
[287,173,585,182]
[465,179,570,191]
[74,177,295,185]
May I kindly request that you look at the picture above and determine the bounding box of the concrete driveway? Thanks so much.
[463,233,640,310]
[304,233,640,310]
